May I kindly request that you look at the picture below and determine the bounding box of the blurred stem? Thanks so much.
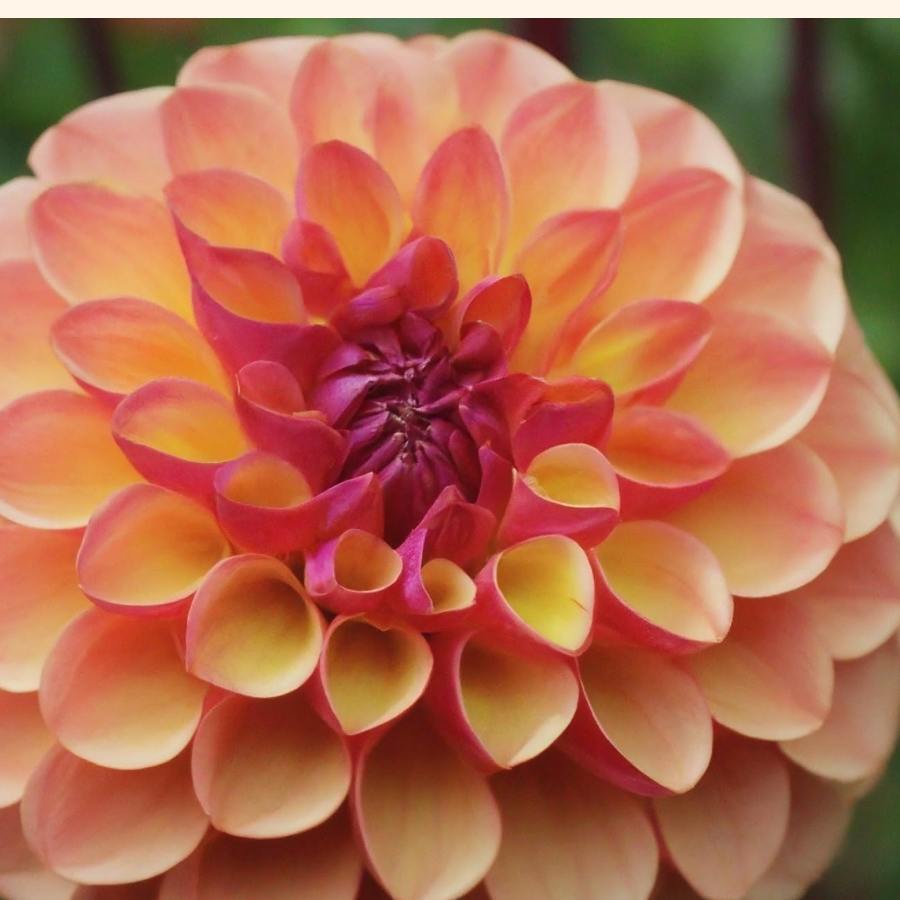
[790,19,831,228]
[511,19,572,67]
[75,18,122,98]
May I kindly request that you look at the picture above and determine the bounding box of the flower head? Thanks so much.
[1,29,899,900]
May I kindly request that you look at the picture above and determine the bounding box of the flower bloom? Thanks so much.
[1,29,899,900]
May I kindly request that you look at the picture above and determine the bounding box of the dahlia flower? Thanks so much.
[1,28,899,900]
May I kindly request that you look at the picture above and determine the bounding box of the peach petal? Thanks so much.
[29,88,173,197]
[666,441,844,597]
[21,746,207,884]
[0,870,76,900]
[77,484,230,614]
[0,391,140,529]
[787,522,900,660]
[594,521,733,651]
[0,524,88,693]
[186,555,323,698]
[502,82,638,251]
[0,260,71,406]
[598,168,744,312]
[297,142,405,287]
[487,751,659,900]
[51,298,229,402]
[29,184,192,319]
[164,169,293,257]
[191,692,350,839]
[0,802,38,872]
[655,737,791,900]
[566,646,713,795]
[40,608,206,769]
[688,599,833,741]
[0,177,42,263]
[0,691,54,808]
[666,309,832,456]
[320,616,432,735]
[780,639,900,782]
[162,84,298,194]
[354,712,501,900]
[413,127,508,292]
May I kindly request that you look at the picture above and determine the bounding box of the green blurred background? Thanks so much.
[1,18,898,900]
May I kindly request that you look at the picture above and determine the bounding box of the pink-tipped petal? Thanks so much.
[487,751,658,900]
[186,555,322,698]
[0,691,54,808]
[354,712,501,900]
[77,484,230,615]
[666,440,844,597]
[0,177,42,263]
[655,737,791,900]
[40,608,206,769]
[0,391,140,529]
[21,746,207,884]
[454,274,531,355]
[191,692,350,839]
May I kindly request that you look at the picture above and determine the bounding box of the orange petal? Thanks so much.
[77,484,230,614]
[297,142,405,287]
[487,751,659,900]
[0,177,42,263]
[655,737,791,900]
[0,691,54,808]
[413,127,508,293]
[191,692,350,839]
[30,184,192,318]
[666,440,844,597]
[29,87,173,197]
[0,524,88,693]
[40,608,206,769]
[21,746,207,884]
[186,555,323,698]
[780,639,900,783]
[162,84,298,194]
[354,712,501,900]
[0,390,140,529]
[51,298,229,402]
[502,81,638,251]
[689,598,833,740]
[0,260,71,406]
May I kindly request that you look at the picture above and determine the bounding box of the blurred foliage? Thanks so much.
[1,18,899,900]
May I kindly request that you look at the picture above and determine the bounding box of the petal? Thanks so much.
[29,184,192,319]
[29,88,173,196]
[162,84,298,194]
[0,177,42,263]
[354,712,501,900]
[21,746,207,884]
[186,555,323,698]
[191,692,350,839]
[666,441,844,597]
[0,870,76,900]
[655,737,791,900]
[72,883,161,900]
[0,524,88,693]
[487,751,659,900]
[0,691,54,808]
[40,608,206,769]
[0,391,140,529]
[688,598,834,740]
[77,484,230,615]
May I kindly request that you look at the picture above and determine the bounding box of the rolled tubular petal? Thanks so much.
[319,616,432,734]
[655,738,791,900]
[354,712,501,900]
[186,555,323,698]
[0,391,140,529]
[666,441,844,597]
[40,608,206,769]
[0,691,54,808]
[191,692,350,839]
[77,484,230,615]
[487,751,659,900]
[564,646,713,795]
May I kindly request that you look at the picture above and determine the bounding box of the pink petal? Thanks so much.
[40,608,206,769]
[453,274,531,356]
[0,390,140,529]
[666,440,844,597]
[0,691,53,807]
[191,692,350,838]
[21,746,207,884]
[487,751,659,900]
[354,712,501,900]
[0,177,42,263]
